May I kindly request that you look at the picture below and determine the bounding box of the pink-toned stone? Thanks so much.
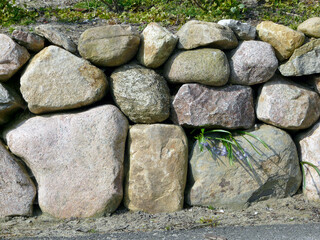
[0,141,36,217]
[4,105,128,219]
[0,34,30,81]
[12,30,45,52]
[171,84,255,129]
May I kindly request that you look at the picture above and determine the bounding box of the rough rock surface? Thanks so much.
[186,124,302,209]
[110,63,170,123]
[256,21,305,61]
[176,20,238,50]
[35,25,77,53]
[171,83,255,129]
[164,48,230,86]
[279,39,320,76]
[4,105,128,219]
[20,45,107,114]
[229,40,278,85]
[124,124,188,213]
[308,74,320,94]
[0,34,30,81]
[218,19,256,40]
[297,17,320,38]
[137,22,178,68]
[0,83,24,124]
[78,25,140,67]
[296,121,320,201]
[12,30,45,52]
[0,141,36,217]
[256,75,320,130]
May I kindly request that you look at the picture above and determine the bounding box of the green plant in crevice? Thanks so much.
[300,161,320,190]
[194,128,269,169]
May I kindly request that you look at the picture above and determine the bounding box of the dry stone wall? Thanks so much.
[1,17,320,219]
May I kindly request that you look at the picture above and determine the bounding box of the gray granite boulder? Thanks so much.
[110,63,170,123]
[279,39,320,76]
[176,20,238,50]
[164,48,230,86]
[4,105,128,219]
[12,30,45,52]
[78,25,140,67]
[256,75,320,130]
[186,124,302,209]
[0,141,36,217]
[171,83,255,129]
[229,40,278,85]
[20,46,107,114]
[124,124,188,213]
[218,19,256,40]
[137,22,178,68]
[0,34,30,81]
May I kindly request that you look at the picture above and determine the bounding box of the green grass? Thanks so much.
[1,0,319,29]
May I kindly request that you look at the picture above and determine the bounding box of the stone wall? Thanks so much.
[1,17,320,219]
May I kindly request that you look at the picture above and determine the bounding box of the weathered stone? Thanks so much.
[78,25,140,67]
[229,40,278,85]
[164,49,229,86]
[257,21,305,61]
[296,121,320,201]
[297,17,320,38]
[0,83,24,124]
[218,19,256,40]
[0,141,36,217]
[35,25,77,53]
[256,75,320,130]
[0,34,30,81]
[124,124,188,213]
[308,74,320,94]
[186,124,301,209]
[171,84,255,129]
[110,63,170,123]
[137,22,178,68]
[279,39,320,76]
[4,105,128,219]
[12,30,45,52]
[20,46,107,114]
[176,20,238,50]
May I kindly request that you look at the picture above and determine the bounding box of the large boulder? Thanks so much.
[171,84,255,129]
[163,48,229,86]
[20,46,107,114]
[4,105,128,219]
[297,17,320,38]
[78,25,140,67]
[0,34,30,81]
[137,22,178,68]
[256,75,320,130]
[35,25,77,53]
[186,124,302,209]
[176,20,238,50]
[229,40,278,85]
[110,63,170,123]
[256,21,305,61]
[279,39,320,76]
[12,30,45,52]
[124,124,188,213]
[218,19,256,40]
[0,141,36,217]
[296,121,320,201]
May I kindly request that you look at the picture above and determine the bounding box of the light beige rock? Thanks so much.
[298,17,320,38]
[0,34,30,81]
[137,22,178,68]
[296,121,320,201]
[12,30,45,52]
[124,124,188,214]
[176,20,238,50]
[4,105,128,219]
[20,46,107,114]
[256,75,320,130]
[78,25,140,67]
[257,21,305,61]
[0,141,36,217]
